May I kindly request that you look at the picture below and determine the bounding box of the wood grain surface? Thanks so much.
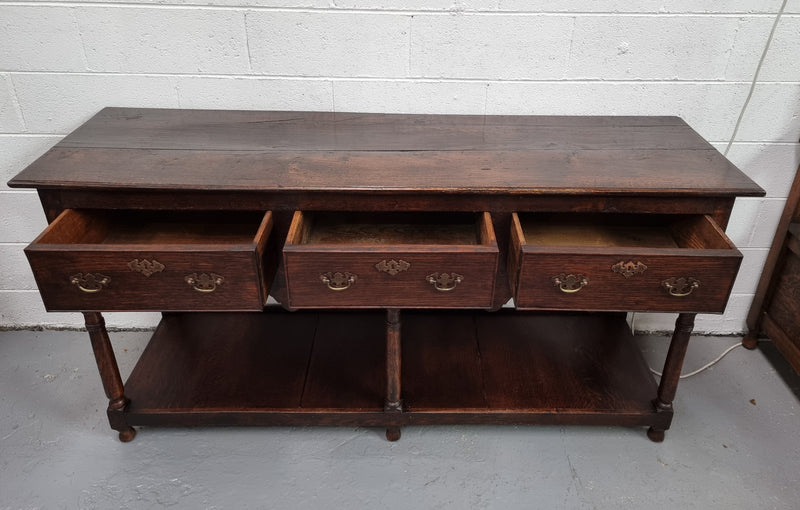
[8,108,764,197]
[123,309,669,430]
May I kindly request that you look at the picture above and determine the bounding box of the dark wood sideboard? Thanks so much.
[745,163,800,372]
[8,108,764,442]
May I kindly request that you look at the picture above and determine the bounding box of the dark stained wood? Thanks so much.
[122,309,670,431]
[304,212,481,245]
[385,309,402,441]
[511,213,741,313]
[11,147,763,197]
[125,311,317,411]
[53,109,698,152]
[763,251,800,370]
[745,163,800,365]
[648,313,696,442]
[8,109,763,198]
[43,188,740,217]
[762,313,800,374]
[385,309,403,410]
[9,109,764,441]
[476,312,658,414]
[37,189,65,223]
[83,312,135,442]
[401,311,486,410]
[300,312,385,410]
[25,210,275,312]
[283,211,499,309]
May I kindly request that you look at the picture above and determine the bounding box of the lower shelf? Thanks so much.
[122,309,670,431]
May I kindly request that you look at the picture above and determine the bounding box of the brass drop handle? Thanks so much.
[321,271,357,291]
[662,277,700,297]
[70,273,110,293]
[185,273,224,293]
[426,272,463,292]
[553,273,588,293]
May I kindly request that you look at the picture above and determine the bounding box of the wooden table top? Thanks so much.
[8,108,764,197]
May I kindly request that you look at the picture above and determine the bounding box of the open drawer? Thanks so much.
[283,211,499,309]
[509,213,742,313]
[25,209,274,311]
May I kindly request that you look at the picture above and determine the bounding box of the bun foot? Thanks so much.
[646,426,665,443]
[742,332,759,350]
[385,427,401,441]
[118,427,137,442]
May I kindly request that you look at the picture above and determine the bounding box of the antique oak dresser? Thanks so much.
[8,108,764,442]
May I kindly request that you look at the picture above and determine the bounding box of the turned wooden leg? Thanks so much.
[742,330,759,350]
[83,312,136,442]
[649,312,696,443]
[385,308,403,441]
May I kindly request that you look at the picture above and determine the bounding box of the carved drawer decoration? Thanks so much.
[375,259,411,275]
[128,258,165,277]
[24,209,275,312]
[283,211,499,309]
[612,260,648,278]
[509,212,742,313]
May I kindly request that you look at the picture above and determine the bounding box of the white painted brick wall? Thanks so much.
[0,75,25,132]
[410,16,575,79]
[567,16,770,81]
[176,76,333,110]
[79,8,251,74]
[0,6,86,72]
[11,74,180,133]
[0,2,797,334]
[484,82,750,141]
[246,12,411,76]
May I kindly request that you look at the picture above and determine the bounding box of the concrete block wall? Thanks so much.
[1,1,798,333]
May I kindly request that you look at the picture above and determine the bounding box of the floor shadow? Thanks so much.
[757,340,800,400]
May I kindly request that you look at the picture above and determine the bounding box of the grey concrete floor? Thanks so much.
[1,327,799,510]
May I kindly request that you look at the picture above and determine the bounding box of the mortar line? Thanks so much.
[6,71,797,85]
[0,2,790,16]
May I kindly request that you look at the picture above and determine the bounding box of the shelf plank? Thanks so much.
[125,311,316,411]
[476,313,657,413]
[300,312,385,410]
[402,312,487,411]
[123,310,665,429]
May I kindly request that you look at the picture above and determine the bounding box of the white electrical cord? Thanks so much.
[650,342,744,379]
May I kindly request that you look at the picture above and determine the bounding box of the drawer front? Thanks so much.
[26,249,266,311]
[512,251,740,313]
[284,250,498,309]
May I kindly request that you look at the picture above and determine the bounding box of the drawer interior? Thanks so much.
[516,213,733,250]
[36,209,269,246]
[287,211,495,246]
